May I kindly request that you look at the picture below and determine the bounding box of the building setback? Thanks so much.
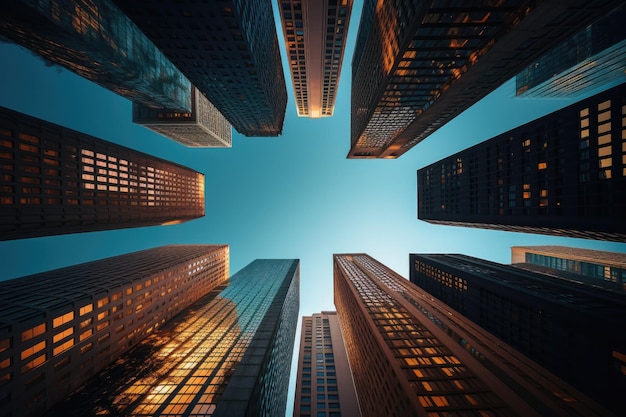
[349,0,622,158]
[334,254,614,417]
[410,253,626,414]
[113,0,288,137]
[417,83,626,242]
[0,244,230,417]
[0,106,205,241]
[293,312,360,417]
[43,258,299,417]
[278,0,353,118]
[510,245,626,292]
[133,86,232,148]
[0,0,191,112]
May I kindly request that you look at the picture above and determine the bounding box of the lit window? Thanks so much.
[53,311,74,328]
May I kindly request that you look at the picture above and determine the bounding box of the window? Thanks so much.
[53,311,74,328]
[22,324,45,342]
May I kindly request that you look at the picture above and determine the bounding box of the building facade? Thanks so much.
[410,253,626,414]
[511,245,626,292]
[0,107,205,241]
[293,311,360,417]
[417,83,626,242]
[43,258,299,417]
[133,86,232,148]
[516,5,626,97]
[349,0,622,158]
[113,0,288,136]
[334,254,614,417]
[0,0,191,112]
[278,0,352,118]
[0,244,230,417]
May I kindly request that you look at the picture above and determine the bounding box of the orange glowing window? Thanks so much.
[537,162,547,170]
[21,324,45,342]
[53,311,74,328]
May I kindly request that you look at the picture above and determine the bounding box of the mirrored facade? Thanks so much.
[0,245,229,417]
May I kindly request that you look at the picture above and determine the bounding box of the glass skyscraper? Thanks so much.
[0,245,230,417]
[348,0,621,158]
[418,83,626,242]
[45,258,300,417]
[0,107,205,241]
[334,253,614,417]
[410,252,626,414]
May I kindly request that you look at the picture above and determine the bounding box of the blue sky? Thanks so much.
[1,1,625,415]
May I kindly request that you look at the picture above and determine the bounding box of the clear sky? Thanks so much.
[1,1,625,415]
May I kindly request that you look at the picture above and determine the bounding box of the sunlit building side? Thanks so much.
[133,86,232,148]
[278,0,353,118]
[0,0,191,112]
[417,83,626,242]
[45,258,299,417]
[334,253,614,417]
[349,0,622,158]
[113,0,287,136]
[516,5,626,97]
[409,253,626,414]
[0,244,229,417]
[511,245,626,292]
[293,311,360,417]
[0,107,205,241]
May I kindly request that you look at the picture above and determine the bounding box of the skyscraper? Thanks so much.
[278,0,353,118]
[293,311,360,417]
[511,245,626,292]
[0,107,205,241]
[410,253,626,413]
[516,5,626,97]
[113,0,288,136]
[349,0,622,158]
[0,0,192,112]
[334,253,614,417]
[417,83,626,242]
[0,244,230,417]
[43,258,299,417]
[133,86,232,148]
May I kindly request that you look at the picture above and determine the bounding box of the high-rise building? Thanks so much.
[417,83,626,242]
[133,86,232,148]
[278,1,353,118]
[293,311,360,417]
[410,253,626,413]
[0,106,205,241]
[349,0,622,158]
[113,0,288,137]
[511,245,626,292]
[334,253,614,417]
[516,5,626,97]
[0,0,192,112]
[43,258,299,417]
[0,244,230,417]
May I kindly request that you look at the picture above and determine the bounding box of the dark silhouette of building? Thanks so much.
[113,0,288,137]
[349,0,622,158]
[43,258,299,417]
[0,106,205,241]
[293,312,360,417]
[278,0,353,118]
[334,254,614,417]
[0,245,230,417]
[516,5,626,97]
[0,0,192,112]
[417,83,626,242]
[410,253,626,414]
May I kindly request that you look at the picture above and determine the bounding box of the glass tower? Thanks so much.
[348,0,621,158]
[113,0,288,137]
[417,83,626,242]
[334,253,614,417]
[410,252,626,414]
[0,245,230,417]
[278,0,353,118]
[45,259,300,417]
[0,106,205,241]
